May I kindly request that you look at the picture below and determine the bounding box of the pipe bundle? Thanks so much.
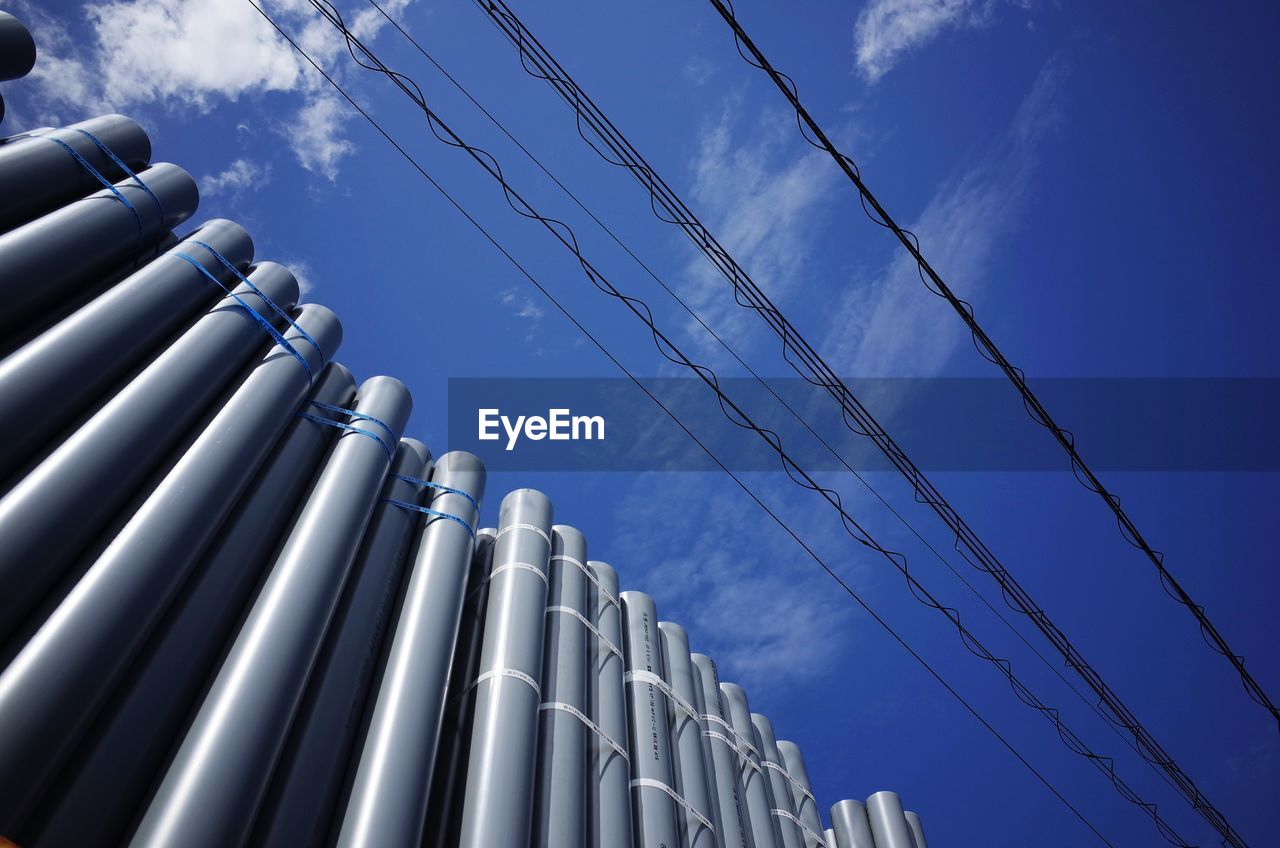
[0,44,934,847]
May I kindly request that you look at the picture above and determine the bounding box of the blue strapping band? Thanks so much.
[389,473,481,515]
[299,409,396,462]
[74,128,166,222]
[43,135,144,257]
[171,251,313,379]
[308,400,395,447]
[191,240,326,366]
[381,497,476,537]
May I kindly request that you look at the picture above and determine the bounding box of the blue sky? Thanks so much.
[6,0,1279,844]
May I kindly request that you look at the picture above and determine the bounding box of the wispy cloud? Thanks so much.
[853,0,1033,82]
[675,98,835,362]
[683,57,716,86]
[10,0,413,181]
[499,286,546,349]
[200,157,271,199]
[822,57,1066,377]
[611,473,865,690]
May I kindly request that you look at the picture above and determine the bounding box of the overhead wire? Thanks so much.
[245,4,1122,842]
[463,2,1247,844]
[701,0,1279,734]
[363,0,1194,808]
[267,2,1199,843]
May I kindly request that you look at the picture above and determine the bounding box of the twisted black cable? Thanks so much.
[702,0,1277,735]
[366,0,1192,808]
[464,3,1247,844]
[245,5,1118,843]
[295,3,1193,843]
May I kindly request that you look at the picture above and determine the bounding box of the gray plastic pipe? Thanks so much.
[0,303,339,831]
[691,653,750,848]
[588,561,632,848]
[824,828,836,847]
[22,364,356,848]
[0,162,198,338]
[721,683,781,848]
[129,375,409,848]
[0,115,151,231]
[904,811,927,848]
[0,219,253,483]
[659,622,717,848]
[753,715,803,848]
[334,451,487,848]
[251,438,434,847]
[776,741,825,848]
[865,791,915,848]
[621,590,680,848]
[532,525,590,847]
[456,488,555,848]
[0,260,298,641]
[423,527,498,847]
[830,800,874,848]
[0,11,36,81]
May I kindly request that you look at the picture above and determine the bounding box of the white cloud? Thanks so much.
[200,157,271,198]
[822,58,1065,378]
[611,474,865,689]
[282,256,318,297]
[683,57,716,86]
[289,94,356,182]
[676,99,835,361]
[12,0,415,180]
[853,0,1032,82]
[499,286,546,349]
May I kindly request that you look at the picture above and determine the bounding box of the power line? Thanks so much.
[364,0,1193,809]
[279,3,1196,843]
[463,2,1244,845]
[246,4,1120,842]
[702,0,1279,735]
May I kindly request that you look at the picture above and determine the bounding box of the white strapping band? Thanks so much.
[699,712,760,758]
[539,701,629,762]
[624,669,699,722]
[486,560,547,585]
[630,778,715,834]
[762,760,817,806]
[770,808,827,846]
[701,730,762,775]
[496,522,551,546]
[468,667,541,697]
[550,554,620,608]
[546,605,623,659]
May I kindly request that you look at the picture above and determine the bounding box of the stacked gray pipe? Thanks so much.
[754,714,804,848]
[0,259,299,642]
[722,682,781,848]
[0,11,35,83]
[865,791,915,848]
[251,437,433,847]
[532,525,591,846]
[456,488,554,847]
[335,450,486,848]
[589,561,632,848]
[0,302,339,832]
[693,652,751,848]
[424,527,499,847]
[22,363,357,848]
[831,800,875,848]
[0,107,937,846]
[659,621,717,848]
[621,590,680,848]
[0,218,254,486]
[904,811,928,848]
[0,114,150,231]
[130,374,406,848]
[777,741,825,848]
[0,162,198,339]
